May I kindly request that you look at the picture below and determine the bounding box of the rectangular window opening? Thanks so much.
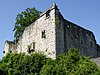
[33,42,35,51]
[42,30,46,38]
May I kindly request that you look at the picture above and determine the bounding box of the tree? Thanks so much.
[13,7,41,43]
[40,48,100,75]
[0,48,100,75]
[0,52,47,75]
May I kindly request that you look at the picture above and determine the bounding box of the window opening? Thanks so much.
[87,31,91,36]
[42,30,46,38]
[46,10,50,17]
[33,42,35,51]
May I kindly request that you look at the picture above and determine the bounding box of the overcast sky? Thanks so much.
[0,0,100,59]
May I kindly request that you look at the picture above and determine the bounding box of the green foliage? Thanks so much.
[40,48,100,75]
[0,48,100,75]
[0,52,47,75]
[40,58,56,75]
[13,7,41,43]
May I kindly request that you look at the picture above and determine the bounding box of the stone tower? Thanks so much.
[4,3,100,59]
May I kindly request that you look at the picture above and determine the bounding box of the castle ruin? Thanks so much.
[4,3,100,59]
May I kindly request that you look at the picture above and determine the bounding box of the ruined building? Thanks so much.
[4,3,100,59]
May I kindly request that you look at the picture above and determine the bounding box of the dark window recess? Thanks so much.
[10,51,12,53]
[46,49,47,52]
[46,10,50,17]
[59,40,60,43]
[33,42,35,51]
[28,42,35,54]
[30,42,35,52]
[68,23,70,27]
[42,30,46,38]
[3,51,5,53]
[74,35,78,38]
[87,31,91,36]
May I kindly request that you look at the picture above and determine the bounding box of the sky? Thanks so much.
[0,0,100,59]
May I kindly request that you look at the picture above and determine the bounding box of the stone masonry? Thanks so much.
[4,3,100,59]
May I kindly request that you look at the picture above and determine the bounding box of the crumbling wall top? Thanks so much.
[5,40,15,45]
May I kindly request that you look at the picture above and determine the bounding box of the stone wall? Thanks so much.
[63,19,97,58]
[14,4,57,59]
[4,40,16,55]
[55,9,98,58]
[91,57,100,66]
[55,8,65,55]
[4,4,100,59]
[97,44,100,57]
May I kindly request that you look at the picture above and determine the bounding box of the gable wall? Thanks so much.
[16,7,56,59]
[63,20,97,58]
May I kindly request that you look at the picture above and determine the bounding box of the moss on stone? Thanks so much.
[55,12,61,26]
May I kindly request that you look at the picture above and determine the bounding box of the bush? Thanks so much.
[40,48,100,75]
[0,48,100,75]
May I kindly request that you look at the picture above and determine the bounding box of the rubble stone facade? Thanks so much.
[4,3,100,59]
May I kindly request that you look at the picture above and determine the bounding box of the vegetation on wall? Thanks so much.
[55,11,61,26]
[13,7,42,43]
[0,48,100,75]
